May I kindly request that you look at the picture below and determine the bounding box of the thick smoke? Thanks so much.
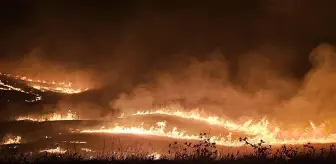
[1,1,336,123]
[111,44,336,126]
[110,47,294,118]
[0,48,99,89]
[276,44,336,123]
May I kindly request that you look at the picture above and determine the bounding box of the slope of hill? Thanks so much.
[0,74,84,120]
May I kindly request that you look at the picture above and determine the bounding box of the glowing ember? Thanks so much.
[2,136,21,145]
[16,110,76,122]
[81,148,94,152]
[62,141,87,144]
[148,152,161,160]
[39,147,67,154]
[0,72,88,94]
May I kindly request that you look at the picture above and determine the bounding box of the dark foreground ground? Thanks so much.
[2,136,336,164]
[3,159,336,164]
[2,151,336,164]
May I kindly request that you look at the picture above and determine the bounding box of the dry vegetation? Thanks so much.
[1,133,336,164]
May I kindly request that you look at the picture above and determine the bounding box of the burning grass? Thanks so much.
[0,72,88,95]
[10,107,336,148]
[83,107,336,146]
[16,111,77,122]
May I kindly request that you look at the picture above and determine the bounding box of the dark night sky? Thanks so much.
[1,0,336,92]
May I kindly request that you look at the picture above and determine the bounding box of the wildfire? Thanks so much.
[39,147,67,154]
[2,136,21,145]
[133,108,269,136]
[81,121,243,146]
[0,80,42,102]
[16,110,76,122]
[31,85,87,94]
[0,72,89,94]
[81,107,336,146]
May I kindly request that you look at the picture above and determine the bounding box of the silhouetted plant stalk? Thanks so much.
[168,133,218,160]
[2,134,336,163]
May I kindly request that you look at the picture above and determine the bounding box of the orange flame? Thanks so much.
[39,147,67,154]
[0,72,88,94]
[16,110,76,122]
[0,80,42,102]
[81,121,244,146]
[81,107,336,146]
[2,136,21,145]
[132,108,336,145]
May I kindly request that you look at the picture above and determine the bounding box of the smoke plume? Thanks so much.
[111,44,336,126]
[1,1,336,124]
